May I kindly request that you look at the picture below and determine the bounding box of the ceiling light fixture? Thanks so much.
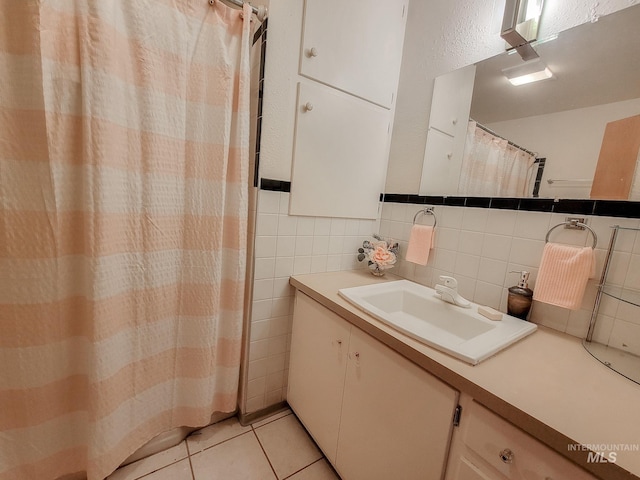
[502,59,554,86]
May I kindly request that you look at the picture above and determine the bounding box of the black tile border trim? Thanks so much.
[257,185,640,218]
[380,194,640,219]
[260,178,291,192]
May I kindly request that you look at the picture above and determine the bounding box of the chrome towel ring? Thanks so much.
[545,218,597,249]
[413,207,437,228]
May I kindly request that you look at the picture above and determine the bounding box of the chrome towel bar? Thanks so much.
[545,218,597,248]
[413,207,437,228]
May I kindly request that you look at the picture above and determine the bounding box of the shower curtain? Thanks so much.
[0,1,251,479]
[458,121,536,197]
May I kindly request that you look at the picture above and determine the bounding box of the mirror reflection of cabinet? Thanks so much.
[419,65,475,195]
[590,114,640,200]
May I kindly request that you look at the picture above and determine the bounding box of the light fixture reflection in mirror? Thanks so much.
[420,4,640,200]
[502,59,554,86]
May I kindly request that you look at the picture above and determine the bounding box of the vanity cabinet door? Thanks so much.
[287,292,351,464]
[335,326,459,480]
[300,0,408,108]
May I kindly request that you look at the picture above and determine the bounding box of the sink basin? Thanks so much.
[338,280,537,365]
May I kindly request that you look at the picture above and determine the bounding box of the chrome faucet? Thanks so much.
[435,276,471,308]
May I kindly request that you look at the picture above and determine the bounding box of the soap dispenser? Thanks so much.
[507,271,533,320]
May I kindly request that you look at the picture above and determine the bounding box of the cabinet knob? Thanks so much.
[452,118,458,125]
[499,448,514,464]
[447,153,452,159]
[303,102,314,112]
[308,47,318,58]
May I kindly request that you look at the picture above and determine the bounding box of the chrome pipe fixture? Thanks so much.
[209,0,267,22]
[545,217,597,249]
[586,226,619,342]
[547,179,592,185]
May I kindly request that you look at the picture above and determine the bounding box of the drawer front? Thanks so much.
[455,456,502,480]
[464,402,597,480]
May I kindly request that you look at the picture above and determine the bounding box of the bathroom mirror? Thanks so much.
[426,4,640,199]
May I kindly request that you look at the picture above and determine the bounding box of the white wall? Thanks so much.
[487,97,640,199]
[386,0,633,194]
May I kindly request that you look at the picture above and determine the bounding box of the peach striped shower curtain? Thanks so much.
[0,1,251,479]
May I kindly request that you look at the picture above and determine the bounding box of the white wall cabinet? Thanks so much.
[445,395,598,480]
[289,81,391,219]
[288,291,459,480]
[287,0,408,219]
[300,0,408,109]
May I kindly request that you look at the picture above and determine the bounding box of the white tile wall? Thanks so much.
[246,194,640,414]
[380,202,640,352]
[245,190,378,413]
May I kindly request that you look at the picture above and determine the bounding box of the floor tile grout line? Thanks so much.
[251,410,293,430]
[184,438,196,480]
[251,425,280,479]
[281,457,326,480]
[130,457,189,480]
[186,428,254,456]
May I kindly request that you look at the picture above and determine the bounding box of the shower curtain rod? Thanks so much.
[210,0,267,21]
[471,119,537,157]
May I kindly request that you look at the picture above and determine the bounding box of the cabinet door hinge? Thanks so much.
[453,405,463,427]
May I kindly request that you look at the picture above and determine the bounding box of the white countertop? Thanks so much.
[290,270,640,480]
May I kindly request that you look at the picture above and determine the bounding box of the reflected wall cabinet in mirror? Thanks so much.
[420,4,640,200]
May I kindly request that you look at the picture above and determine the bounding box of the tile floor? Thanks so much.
[106,409,340,480]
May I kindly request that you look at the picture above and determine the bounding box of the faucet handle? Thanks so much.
[438,276,458,289]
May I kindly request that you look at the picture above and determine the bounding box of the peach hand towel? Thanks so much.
[533,243,596,310]
[405,225,434,265]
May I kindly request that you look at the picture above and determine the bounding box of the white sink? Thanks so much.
[338,280,537,365]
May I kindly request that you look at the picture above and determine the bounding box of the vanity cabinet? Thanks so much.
[288,291,459,480]
[445,395,598,480]
[299,0,408,108]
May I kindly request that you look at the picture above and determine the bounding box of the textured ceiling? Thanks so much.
[470,4,640,124]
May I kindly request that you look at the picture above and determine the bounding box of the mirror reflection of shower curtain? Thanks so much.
[458,121,536,196]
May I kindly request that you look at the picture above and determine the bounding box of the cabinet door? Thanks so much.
[300,0,408,108]
[336,327,459,480]
[287,292,351,464]
[289,81,391,219]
